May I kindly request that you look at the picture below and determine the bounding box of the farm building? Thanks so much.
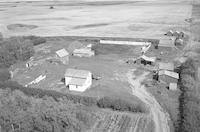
[175,38,184,45]
[173,31,180,38]
[165,30,174,36]
[158,62,174,71]
[55,48,69,64]
[135,55,156,65]
[73,45,95,57]
[68,41,84,53]
[173,31,184,39]
[174,57,187,66]
[159,38,175,48]
[100,40,151,46]
[65,68,92,92]
[169,83,178,90]
[158,70,179,84]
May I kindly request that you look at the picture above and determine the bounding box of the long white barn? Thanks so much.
[100,40,151,46]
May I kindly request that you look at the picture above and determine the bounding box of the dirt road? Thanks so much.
[127,69,170,132]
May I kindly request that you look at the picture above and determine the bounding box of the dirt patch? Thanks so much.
[7,24,38,31]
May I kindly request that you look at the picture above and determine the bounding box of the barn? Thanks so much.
[135,55,156,65]
[158,70,179,84]
[55,48,69,65]
[165,30,174,36]
[158,62,174,71]
[65,68,92,92]
[73,44,94,57]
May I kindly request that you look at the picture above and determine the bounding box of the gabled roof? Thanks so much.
[158,62,174,71]
[68,41,84,53]
[73,48,92,54]
[159,38,175,47]
[158,70,179,79]
[69,78,86,86]
[65,68,90,78]
[140,55,156,62]
[56,49,69,58]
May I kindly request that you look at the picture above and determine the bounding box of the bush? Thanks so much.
[0,81,97,106]
[23,36,46,46]
[0,37,34,68]
[0,81,145,113]
[97,97,144,113]
[176,58,200,132]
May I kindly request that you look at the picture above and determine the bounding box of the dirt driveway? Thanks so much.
[127,69,170,132]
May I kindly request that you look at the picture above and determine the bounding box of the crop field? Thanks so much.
[89,112,153,132]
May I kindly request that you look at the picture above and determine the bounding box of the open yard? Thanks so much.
[11,36,148,108]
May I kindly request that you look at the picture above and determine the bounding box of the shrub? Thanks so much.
[97,97,144,113]
[176,58,200,132]
[23,36,46,46]
[0,81,145,113]
[0,37,34,68]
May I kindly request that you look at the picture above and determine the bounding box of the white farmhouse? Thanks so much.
[65,68,92,92]
[55,48,69,64]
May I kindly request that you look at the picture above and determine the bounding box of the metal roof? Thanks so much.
[56,49,69,58]
[65,68,90,78]
[159,38,175,47]
[73,48,92,54]
[140,55,156,62]
[69,78,86,86]
[68,41,84,53]
[158,62,174,71]
[159,70,179,79]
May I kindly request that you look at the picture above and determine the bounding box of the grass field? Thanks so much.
[0,0,191,39]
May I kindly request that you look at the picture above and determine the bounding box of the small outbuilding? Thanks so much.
[169,83,178,90]
[158,70,179,84]
[173,31,184,39]
[158,62,174,71]
[65,68,92,92]
[165,30,174,36]
[55,48,69,64]
[159,38,175,48]
[68,41,84,53]
[175,38,184,46]
[173,31,180,38]
[73,44,95,57]
[135,55,156,65]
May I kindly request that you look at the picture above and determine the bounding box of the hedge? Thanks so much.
[0,81,145,113]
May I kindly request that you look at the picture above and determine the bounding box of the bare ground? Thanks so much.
[127,69,170,132]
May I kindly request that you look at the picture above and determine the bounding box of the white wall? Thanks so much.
[68,72,92,92]
[100,40,151,46]
[65,77,72,86]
